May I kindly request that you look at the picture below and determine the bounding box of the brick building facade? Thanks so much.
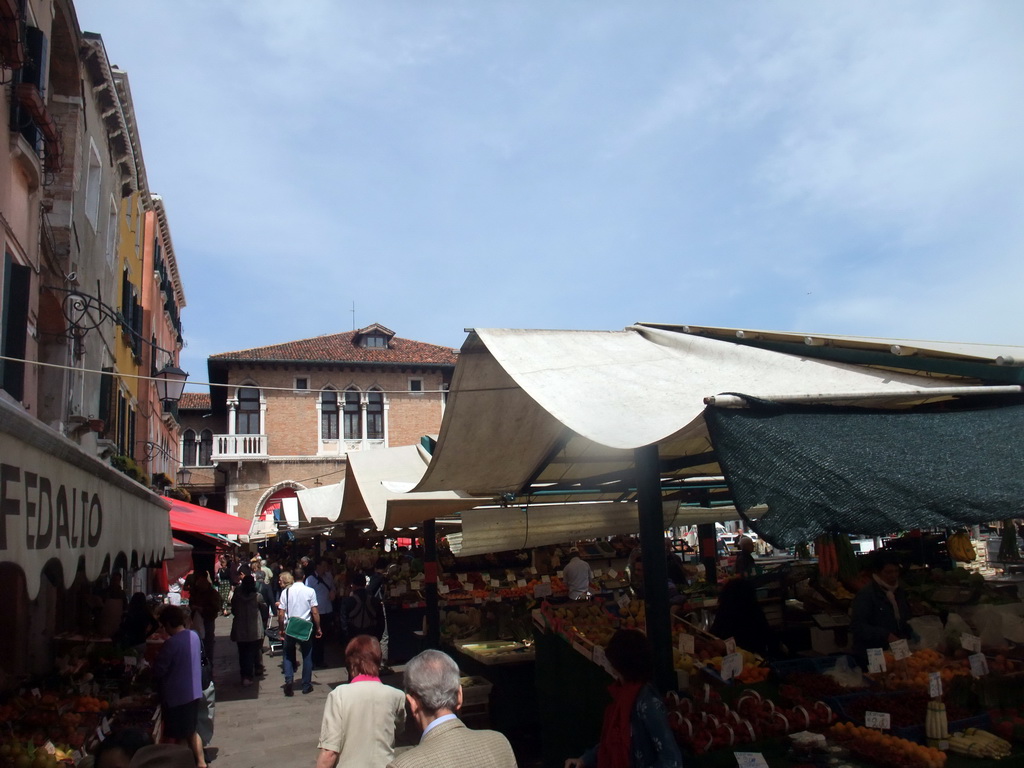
[180,324,457,534]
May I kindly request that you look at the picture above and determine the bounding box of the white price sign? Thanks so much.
[721,652,743,681]
[123,655,137,667]
[438,584,450,595]
[724,637,737,655]
[890,639,911,660]
[865,711,891,730]
[617,593,631,610]
[928,671,943,698]
[490,579,501,588]
[593,569,603,578]
[517,579,528,588]
[867,648,887,673]
[541,575,551,583]
[533,583,553,598]
[677,633,695,654]
[556,570,564,579]
[735,754,770,768]
[961,633,982,653]
[607,568,618,578]
[969,653,990,678]
[457,573,467,582]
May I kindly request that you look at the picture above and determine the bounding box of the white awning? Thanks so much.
[296,482,345,523]
[449,502,763,556]
[341,444,488,531]
[414,326,966,497]
[0,399,172,599]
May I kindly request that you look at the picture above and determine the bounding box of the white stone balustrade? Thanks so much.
[212,434,267,460]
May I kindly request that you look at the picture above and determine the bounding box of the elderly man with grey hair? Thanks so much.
[387,649,517,768]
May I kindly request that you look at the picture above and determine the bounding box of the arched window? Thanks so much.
[343,388,361,440]
[198,429,213,466]
[237,386,261,434]
[182,429,198,466]
[321,389,339,440]
[367,389,384,440]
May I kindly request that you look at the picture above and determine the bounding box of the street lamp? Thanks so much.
[154,363,189,404]
[176,466,193,485]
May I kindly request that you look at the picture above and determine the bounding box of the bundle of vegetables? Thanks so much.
[815,534,859,580]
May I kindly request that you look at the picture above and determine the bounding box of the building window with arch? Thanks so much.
[343,388,361,440]
[321,388,339,440]
[182,429,198,466]
[237,386,261,434]
[367,389,384,440]
[198,429,213,466]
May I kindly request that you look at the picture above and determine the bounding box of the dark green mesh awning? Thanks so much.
[704,401,1024,547]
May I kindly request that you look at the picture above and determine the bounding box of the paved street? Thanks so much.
[203,616,416,768]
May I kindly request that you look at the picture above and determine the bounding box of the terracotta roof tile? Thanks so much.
[210,329,458,367]
[179,392,211,410]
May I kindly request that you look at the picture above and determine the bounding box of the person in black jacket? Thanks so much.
[851,551,916,666]
[340,572,384,649]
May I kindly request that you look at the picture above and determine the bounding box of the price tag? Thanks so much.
[95,726,105,742]
[617,593,630,610]
[517,579,528,588]
[529,567,537,575]
[594,569,605,579]
[31,688,41,698]
[410,580,422,590]
[43,742,56,756]
[490,579,501,588]
[494,595,502,603]
[724,637,737,655]
[928,671,943,698]
[124,655,137,667]
[867,648,887,673]
[890,638,911,660]
[533,583,552,598]
[865,711,891,730]
[961,633,982,653]
[721,652,743,681]
[677,633,695,654]
[593,645,615,676]
[457,573,467,582]
[969,653,990,678]
[389,587,401,598]
[607,568,618,579]
[72,750,84,765]
[735,754,770,768]
[556,570,564,579]
[101,716,111,735]
[541,575,551,583]
[438,584,450,595]
[473,597,482,605]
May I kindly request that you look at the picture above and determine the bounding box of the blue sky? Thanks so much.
[76,2,1024,386]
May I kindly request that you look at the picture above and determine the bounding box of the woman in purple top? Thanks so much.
[153,605,207,768]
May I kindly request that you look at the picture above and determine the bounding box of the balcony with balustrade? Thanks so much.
[212,433,268,461]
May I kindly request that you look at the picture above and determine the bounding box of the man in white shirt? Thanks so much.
[562,546,593,600]
[277,570,322,696]
[305,558,336,667]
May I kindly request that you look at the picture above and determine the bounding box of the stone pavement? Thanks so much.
[203,615,410,768]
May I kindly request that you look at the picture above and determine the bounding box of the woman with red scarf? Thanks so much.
[564,629,683,768]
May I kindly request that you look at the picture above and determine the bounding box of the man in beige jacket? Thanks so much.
[388,649,517,768]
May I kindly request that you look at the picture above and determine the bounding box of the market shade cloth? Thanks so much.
[167,539,194,583]
[413,326,958,497]
[449,502,762,556]
[164,496,251,536]
[704,401,1024,547]
[341,444,488,531]
[0,399,171,600]
[248,483,346,541]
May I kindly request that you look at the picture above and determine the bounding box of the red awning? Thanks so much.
[164,496,252,536]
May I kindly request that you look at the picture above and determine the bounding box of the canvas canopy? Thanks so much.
[166,496,252,536]
[414,326,964,498]
[704,400,1024,547]
[448,501,762,556]
[341,444,488,531]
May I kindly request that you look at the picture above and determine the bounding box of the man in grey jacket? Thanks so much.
[388,650,516,768]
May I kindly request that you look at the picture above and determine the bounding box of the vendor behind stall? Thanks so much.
[851,551,917,664]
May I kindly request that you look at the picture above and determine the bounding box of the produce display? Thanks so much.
[948,728,1012,759]
[828,723,947,768]
[947,532,977,563]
